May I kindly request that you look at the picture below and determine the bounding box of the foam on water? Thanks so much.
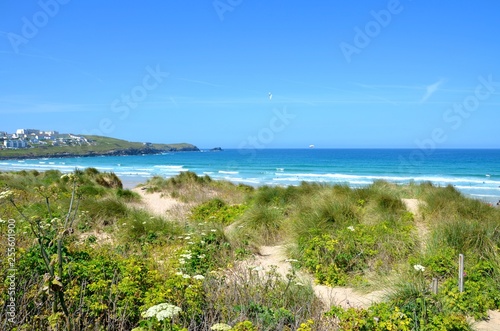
[1,149,499,202]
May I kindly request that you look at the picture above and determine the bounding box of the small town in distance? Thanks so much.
[0,129,91,149]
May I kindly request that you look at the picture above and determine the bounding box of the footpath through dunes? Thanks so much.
[129,189,500,330]
[130,186,387,309]
[130,187,188,218]
[245,245,386,310]
[402,198,429,249]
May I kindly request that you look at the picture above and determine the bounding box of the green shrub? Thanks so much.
[116,188,141,201]
[326,303,412,331]
[95,172,123,189]
[190,199,247,224]
[80,197,128,227]
[440,260,500,320]
[300,216,416,286]
[232,321,257,331]
[176,229,232,275]
[118,209,183,244]
[203,265,320,330]
[240,204,285,245]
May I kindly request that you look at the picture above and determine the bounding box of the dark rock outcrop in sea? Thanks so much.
[0,146,200,160]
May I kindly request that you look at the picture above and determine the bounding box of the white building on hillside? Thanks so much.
[4,139,28,149]
[16,129,39,136]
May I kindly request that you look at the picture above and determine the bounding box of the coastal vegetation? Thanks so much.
[0,170,499,330]
[0,135,198,160]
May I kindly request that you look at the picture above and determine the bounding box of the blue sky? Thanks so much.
[1,1,499,149]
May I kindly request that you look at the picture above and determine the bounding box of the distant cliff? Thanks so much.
[0,135,199,160]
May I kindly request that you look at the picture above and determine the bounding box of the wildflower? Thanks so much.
[0,190,14,201]
[184,236,191,240]
[211,229,217,232]
[198,254,206,259]
[211,323,232,331]
[201,232,206,236]
[0,218,6,224]
[142,303,182,322]
[413,264,425,272]
[187,241,194,245]
[182,274,191,279]
[193,275,205,280]
[142,221,146,225]
[285,259,298,263]
[179,259,186,265]
[295,282,304,286]
[122,223,127,226]
[347,226,355,232]
[175,271,183,276]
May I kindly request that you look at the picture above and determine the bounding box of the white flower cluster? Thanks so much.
[211,323,232,331]
[0,190,14,201]
[413,264,425,272]
[347,226,355,232]
[142,303,182,322]
[175,271,205,281]
[178,250,193,265]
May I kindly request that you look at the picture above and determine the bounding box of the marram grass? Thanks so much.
[1,170,499,330]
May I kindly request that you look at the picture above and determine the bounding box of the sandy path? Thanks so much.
[402,198,420,215]
[249,245,385,309]
[130,187,183,216]
[403,198,430,250]
[475,311,500,331]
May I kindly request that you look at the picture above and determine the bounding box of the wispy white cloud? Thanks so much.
[420,78,446,103]
[353,81,495,95]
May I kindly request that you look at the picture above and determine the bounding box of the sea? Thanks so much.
[1,149,499,204]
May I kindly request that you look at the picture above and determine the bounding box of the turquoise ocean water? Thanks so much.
[1,149,499,203]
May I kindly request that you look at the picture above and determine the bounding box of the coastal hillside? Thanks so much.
[0,135,199,160]
[1,170,499,330]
